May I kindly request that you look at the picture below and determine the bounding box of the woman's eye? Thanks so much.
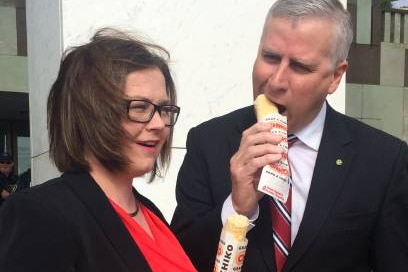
[129,103,149,112]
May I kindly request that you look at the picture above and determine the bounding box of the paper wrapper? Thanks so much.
[213,214,249,272]
[254,94,290,203]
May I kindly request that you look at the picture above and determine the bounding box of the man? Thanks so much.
[0,153,19,207]
[171,0,408,271]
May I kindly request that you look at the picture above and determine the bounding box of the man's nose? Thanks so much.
[268,62,289,90]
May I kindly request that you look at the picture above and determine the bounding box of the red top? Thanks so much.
[110,200,197,272]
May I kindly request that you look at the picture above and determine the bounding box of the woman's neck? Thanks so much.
[88,156,136,211]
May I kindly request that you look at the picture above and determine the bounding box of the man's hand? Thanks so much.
[230,122,283,217]
[1,188,10,200]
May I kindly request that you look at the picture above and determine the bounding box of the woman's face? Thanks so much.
[121,68,171,176]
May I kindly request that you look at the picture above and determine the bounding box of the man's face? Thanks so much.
[252,17,347,133]
[0,161,13,176]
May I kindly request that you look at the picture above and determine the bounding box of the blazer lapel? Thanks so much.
[61,171,152,272]
[284,106,355,271]
[231,106,257,149]
[252,197,277,271]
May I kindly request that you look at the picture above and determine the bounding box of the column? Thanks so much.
[357,0,372,44]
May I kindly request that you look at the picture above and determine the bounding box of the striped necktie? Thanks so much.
[270,134,297,272]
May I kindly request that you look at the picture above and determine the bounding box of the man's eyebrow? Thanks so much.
[290,57,318,70]
[261,48,319,70]
[261,48,280,55]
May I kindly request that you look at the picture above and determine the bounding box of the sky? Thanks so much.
[393,0,408,8]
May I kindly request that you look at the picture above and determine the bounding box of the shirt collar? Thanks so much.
[293,102,326,151]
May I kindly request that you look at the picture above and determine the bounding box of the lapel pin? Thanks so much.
[336,159,343,166]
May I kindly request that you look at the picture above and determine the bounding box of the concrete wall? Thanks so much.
[0,55,27,93]
[380,42,407,87]
[0,6,28,93]
[26,0,62,183]
[346,8,408,143]
[405,89,408,142]
[346,84,404,139]
[0,6,17,55]
[356,0,372,44]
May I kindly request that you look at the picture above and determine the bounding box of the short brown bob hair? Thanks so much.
[47,28,176,180]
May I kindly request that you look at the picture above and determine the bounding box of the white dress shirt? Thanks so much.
[221,103,326,245]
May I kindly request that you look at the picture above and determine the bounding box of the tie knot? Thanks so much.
[287,134,297,147]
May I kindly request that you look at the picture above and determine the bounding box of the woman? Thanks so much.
[0,28,197,272]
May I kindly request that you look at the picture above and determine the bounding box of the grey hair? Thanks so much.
[266,0,353,65]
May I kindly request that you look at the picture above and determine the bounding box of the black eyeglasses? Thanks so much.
[127,99,180,127]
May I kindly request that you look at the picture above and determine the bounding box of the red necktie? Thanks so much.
[270,134,297,272]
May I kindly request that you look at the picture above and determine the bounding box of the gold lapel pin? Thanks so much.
[336,159,343,166]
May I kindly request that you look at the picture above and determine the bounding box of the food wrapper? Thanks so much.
[213,214,249,272]
[254,94,290,203]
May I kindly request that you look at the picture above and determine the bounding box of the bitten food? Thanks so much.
[254,94,278,120]
[213,215,249,272]
[253,94,291,203]
[224,214,249,241]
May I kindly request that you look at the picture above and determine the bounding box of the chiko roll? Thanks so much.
[213,214,249,272]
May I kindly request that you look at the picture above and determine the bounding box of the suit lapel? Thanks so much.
[253,197,277,271]
[231,106,257,149]
[61,171,152,272]
[284,106,355,271]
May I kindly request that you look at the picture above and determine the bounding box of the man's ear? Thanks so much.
[328,60,348,94]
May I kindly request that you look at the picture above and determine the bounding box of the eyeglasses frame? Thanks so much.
[126,99,180,127]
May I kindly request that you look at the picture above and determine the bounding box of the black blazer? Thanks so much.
[0,171,168,272]
[171,104,408,272]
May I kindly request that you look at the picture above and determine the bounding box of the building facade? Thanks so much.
[0,0,29,175]
[347,0,408,142]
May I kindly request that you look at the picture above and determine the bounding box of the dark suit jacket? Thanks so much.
[171,104,408,272]
[0,171,168,272]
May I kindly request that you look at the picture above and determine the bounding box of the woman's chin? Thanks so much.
[128,163,155,177]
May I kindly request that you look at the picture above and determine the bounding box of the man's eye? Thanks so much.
[262,52,282,63]
[263,53,281,63]
[290,62,312,74]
